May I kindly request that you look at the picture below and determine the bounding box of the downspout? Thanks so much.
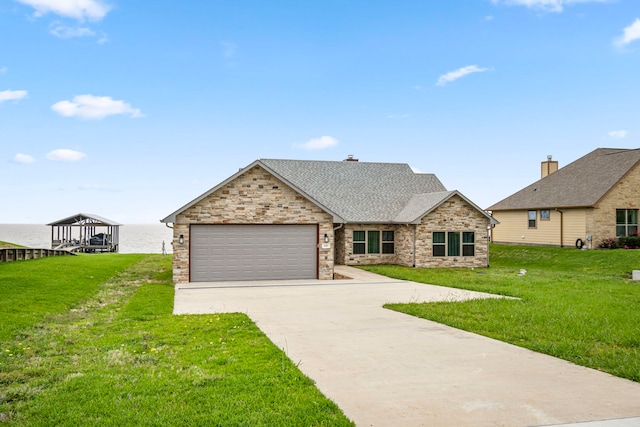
[332,223,344,278]
[413,225,417,267]
[556,209,564,247]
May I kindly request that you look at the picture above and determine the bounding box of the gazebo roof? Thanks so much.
[47,213,122,227]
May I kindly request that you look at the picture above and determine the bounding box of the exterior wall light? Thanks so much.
[178,234,184,244]
[324,233,329,243]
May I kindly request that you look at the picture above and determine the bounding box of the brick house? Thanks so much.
[488,148,640,248]
[161,157,492,282]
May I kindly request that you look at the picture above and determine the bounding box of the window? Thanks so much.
[616,209,638,237]
[462,232,475,256]
[368,231,380,254]
[433,231,475,257]
[540,210,550,221]
[382,231,395,254]
[448,232,460,256]
[433,232,446,256]
[528,210,537,228]
[352,230,395,254]
[353,231,365,254]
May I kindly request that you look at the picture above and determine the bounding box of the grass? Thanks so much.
[360,244,640,382]
[0,254,147,343]
[0,255,353,426]
[0,242,24,249]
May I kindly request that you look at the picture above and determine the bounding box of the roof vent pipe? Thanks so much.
[344,155,359,162]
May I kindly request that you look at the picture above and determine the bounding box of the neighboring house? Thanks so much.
[161,157,492,282]
[488,148,640,248]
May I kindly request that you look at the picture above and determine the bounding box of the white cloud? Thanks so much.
[293,136,339,150]
[51,94,143,119]
[609,130,628,139]
[436,65,489,86]
[490,0,609,13]
[13,153,36,164]
[0,90,28,102]
[50,24,95,39]
[16,0,110,21]
[46,148,87,161]
[614,18,640,48]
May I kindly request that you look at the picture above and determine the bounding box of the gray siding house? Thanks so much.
[161,158,492,282]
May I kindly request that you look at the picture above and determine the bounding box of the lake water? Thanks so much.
[0,224,174,254]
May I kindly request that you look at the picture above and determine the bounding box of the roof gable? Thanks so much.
[160,160,345,224]
[394,191,494,224]
[488,148,640,211]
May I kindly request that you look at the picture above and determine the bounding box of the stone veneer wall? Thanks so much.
[589,162,640,245]
[172,165,334,282]
[415,195,490,268]
[394,225,415,267]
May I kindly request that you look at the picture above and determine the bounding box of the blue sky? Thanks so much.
[1,0,639,224]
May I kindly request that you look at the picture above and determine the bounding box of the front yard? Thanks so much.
[362,244,640,382]
[0,254,352,426]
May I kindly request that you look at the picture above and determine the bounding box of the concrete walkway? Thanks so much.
[174,266,640,427]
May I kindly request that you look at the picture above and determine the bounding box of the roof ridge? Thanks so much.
[260,158,414,167]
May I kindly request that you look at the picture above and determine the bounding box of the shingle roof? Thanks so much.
[488,148,640,211]
[259,159,447,223]
[161,158,491,224]
[393,191,456,223]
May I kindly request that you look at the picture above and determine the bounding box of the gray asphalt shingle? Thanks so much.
[259,159,447,223]
[488,148,640,211]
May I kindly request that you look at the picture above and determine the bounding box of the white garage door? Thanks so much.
[190,224,318,282]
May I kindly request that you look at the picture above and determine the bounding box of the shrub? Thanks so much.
[619,235,640,249]
[599,237,620,249]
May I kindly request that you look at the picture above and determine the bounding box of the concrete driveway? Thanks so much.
[174,266,640,427]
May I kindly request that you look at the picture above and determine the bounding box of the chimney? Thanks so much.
[344,154,359,162]
[541,155,558,178]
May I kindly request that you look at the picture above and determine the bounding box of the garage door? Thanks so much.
[190,224,317,282]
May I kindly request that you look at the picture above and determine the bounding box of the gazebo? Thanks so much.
[48,213,121,253]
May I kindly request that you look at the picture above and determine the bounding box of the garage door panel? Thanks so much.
[190,224,317,282]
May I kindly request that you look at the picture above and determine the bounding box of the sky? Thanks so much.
[1,0,639,224]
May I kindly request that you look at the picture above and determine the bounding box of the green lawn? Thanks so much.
[0,254,148,343]
[0,255,353,426]
[0,241,25,249]
[361,244,640,382]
